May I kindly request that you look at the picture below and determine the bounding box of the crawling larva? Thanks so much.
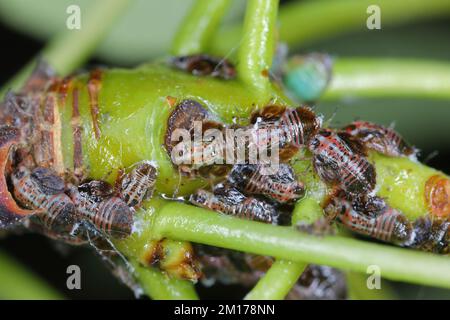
[189,184,279,224]
[120,162,157,207]
[308,129,376,197]
[69,180,134,239]
[344,121,416,158]
[11,166,77,235]
[228,163,304,204]
[170,54,236,80]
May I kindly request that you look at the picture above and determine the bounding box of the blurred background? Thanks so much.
[0,0,449,299]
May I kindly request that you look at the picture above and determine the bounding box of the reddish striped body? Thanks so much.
[323,195,413,245]
[189,185,278,224]
[278,106,322,148]
[309,129,376,196]
[344,121,416,157]
[228,164,304,204]
[250,105,322,150]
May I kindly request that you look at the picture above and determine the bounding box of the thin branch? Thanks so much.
[244,260,306,300]
[171,0,231,56]
[323,58,450,100]
[131,261,199,300]
[149,201,450,289]
[237,0,279,93]
[211,0,450,57]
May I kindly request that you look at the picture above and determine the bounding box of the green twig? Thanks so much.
[149,202,450,289]
[244,198,321,300]
[171,0,231,56]
[244,260,305,300]
[0,250,63,300]
[323,58,450,100]
[237,0,279,93]
[211,0,450,57]
[131,261,199,300]
[0,0,132,97]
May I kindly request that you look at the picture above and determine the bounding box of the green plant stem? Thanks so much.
[323,58,450,100]
[171,0,231,56]
[237,0,279,93]
[211,0,450,57]
[244,260,305,300]
[149,202,450,289]
[245,197,320,300]
[131,261,199,300]
[0,0,132,97]
[0,250,63,300]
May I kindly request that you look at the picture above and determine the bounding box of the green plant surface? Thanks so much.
[131,261,199,300]
[0,251,63,300]
[237,0,279,93]
[244,260,306,300]
[127,199,450,289]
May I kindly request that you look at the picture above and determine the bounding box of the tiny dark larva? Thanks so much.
[189,184,279,224]
[170,54,236,80]
[228,163,304,205]
[344,121,416,158]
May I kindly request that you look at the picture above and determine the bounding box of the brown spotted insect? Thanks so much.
[343,121,417,158]
[68,180,134,239]
[170,54,236,80]
[165,99,226,176]
[323,193,449,253]
[120,162,158,207]
[11,165,77,235]
[228,163,305,204]
[251,105,322,149]
[308,129,376,197]
[323,194,414,246]
[189,184,279,224]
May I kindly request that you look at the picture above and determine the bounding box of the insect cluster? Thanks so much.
[0,53,448,299]
[0,62,158,245]
[167,54,449,256]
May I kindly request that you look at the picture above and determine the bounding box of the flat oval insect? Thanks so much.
[308,129,376,196]
[323,195,414,246]
[11,166,77,234]
[411,215,449,254]
[120,162,157,207]
[170,54,236,80]
[228,164,304,204]
[344,121,416,158]
[189,184,279,224]
[251,105,322,149]
[69,180,134,239]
